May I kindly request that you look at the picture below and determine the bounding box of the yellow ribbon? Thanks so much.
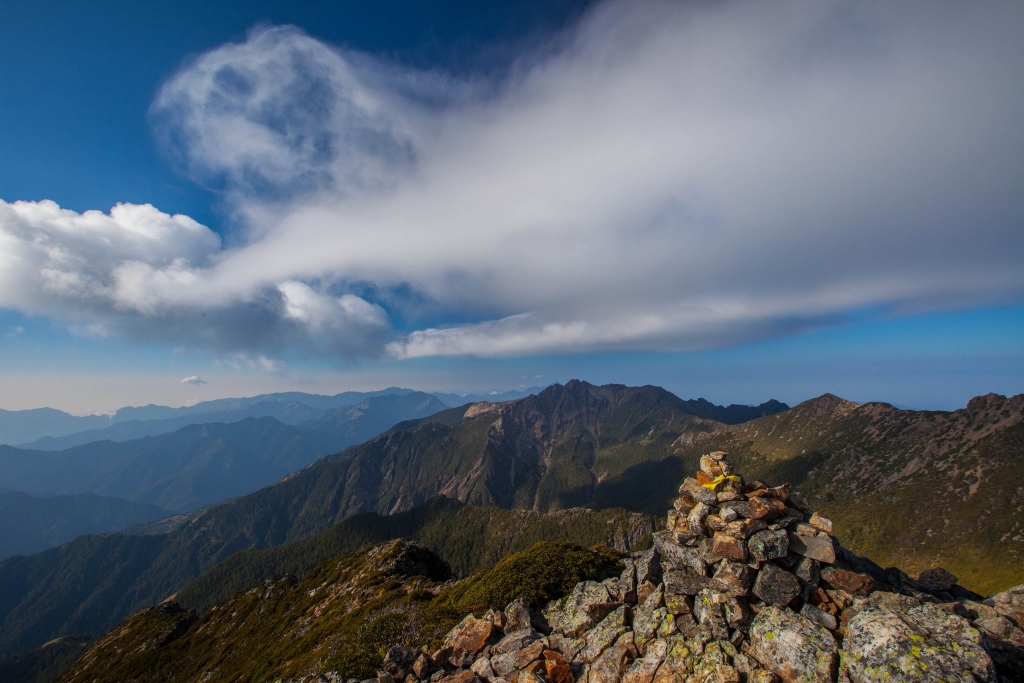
[701,474,742,490]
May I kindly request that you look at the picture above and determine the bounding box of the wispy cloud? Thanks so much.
[179,375,207,385]
[1,0,1022,361]
[5,325,24,338]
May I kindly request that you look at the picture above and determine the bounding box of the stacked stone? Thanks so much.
[368,453,1017,683]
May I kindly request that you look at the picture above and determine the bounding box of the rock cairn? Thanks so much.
[371,452,1023,683]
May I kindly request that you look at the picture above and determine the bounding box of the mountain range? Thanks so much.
[0,386,546,448]
[0,380,1020,678]
[0,392,449,514]
[0,382,786,658]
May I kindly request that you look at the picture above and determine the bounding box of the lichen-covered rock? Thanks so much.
[651,636,692,683]
[621,637,666,683]
[653,532,707,574]
[492,628,542,654]
[752,563,802,607]
[581,605,630,663]
[693,589,729,641]
[748,529,789,563]
[633,588,666,646]
[713,561,754,597]
[840,594,995,682]
[984,583,1024,629]
[748,605,838,683]
[545,581,620,638]
[589,632,636,683]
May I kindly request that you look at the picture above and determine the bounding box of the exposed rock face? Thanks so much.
[840,594,994,682]
[375,453,1022,683]
[748,606,837,683]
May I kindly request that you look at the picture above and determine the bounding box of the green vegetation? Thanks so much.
[60,540,621,683]
[0,636,96,683]
[673,393,1024,595]
[176,497,655,613]
[445,541,623,610]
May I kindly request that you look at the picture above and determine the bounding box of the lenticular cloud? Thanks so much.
[2,0,1023,360]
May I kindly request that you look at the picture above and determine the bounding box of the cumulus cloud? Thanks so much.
[180,375,207,385]
[2,0,1023,360]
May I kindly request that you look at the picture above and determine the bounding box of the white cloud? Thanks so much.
[2,0,1023,360]
[180,375,207,385]
[5,325,24,338]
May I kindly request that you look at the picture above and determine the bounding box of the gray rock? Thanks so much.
[383,646,421,679]
[505,598,550,635]
[580,605,630,663]
[915,567,957,593]
[653,532,707,574]
[793,557,820,590]
[664,569,714,599]
[635,547,663,586]
[618,559,638,604]
[748,529,789,563]
[752,563,802,606]
[748,605,838,683]
[787,524,836,564]
[680,477,719,505]
[544,581,619,638]
[840,594,995,682]
[688,502,713,535]
[491,628,542,654]
[985,583,1024,629]
[589,632,635,683]
[713,560,755,597]
[800,603,837,631]
[621,638,666,683]
[693,589,729,641]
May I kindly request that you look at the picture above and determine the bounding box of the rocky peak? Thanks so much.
[373,453,1023,683]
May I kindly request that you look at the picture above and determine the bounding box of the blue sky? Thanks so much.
[1,0,1022,414]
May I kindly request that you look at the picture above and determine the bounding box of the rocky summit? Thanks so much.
[361,452,1024,683]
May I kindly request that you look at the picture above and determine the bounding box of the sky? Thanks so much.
[1,0,1022,415]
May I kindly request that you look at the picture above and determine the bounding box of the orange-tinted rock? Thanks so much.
[513,640,546,670]
[673,495,698,513]
[696,470,716,486]
[543,650,576,683]
[443,614,494,656]
[726,497,786,520]
[437,672,481,683]
[711,532,747,562]
[808,512,833,534]
[820,566,874,596]
[746,483,791,502]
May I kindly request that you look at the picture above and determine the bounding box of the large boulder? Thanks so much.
[748,605,838,683]
[840,594,995,682]
[443,615,494,657]
[545,581,620,638]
